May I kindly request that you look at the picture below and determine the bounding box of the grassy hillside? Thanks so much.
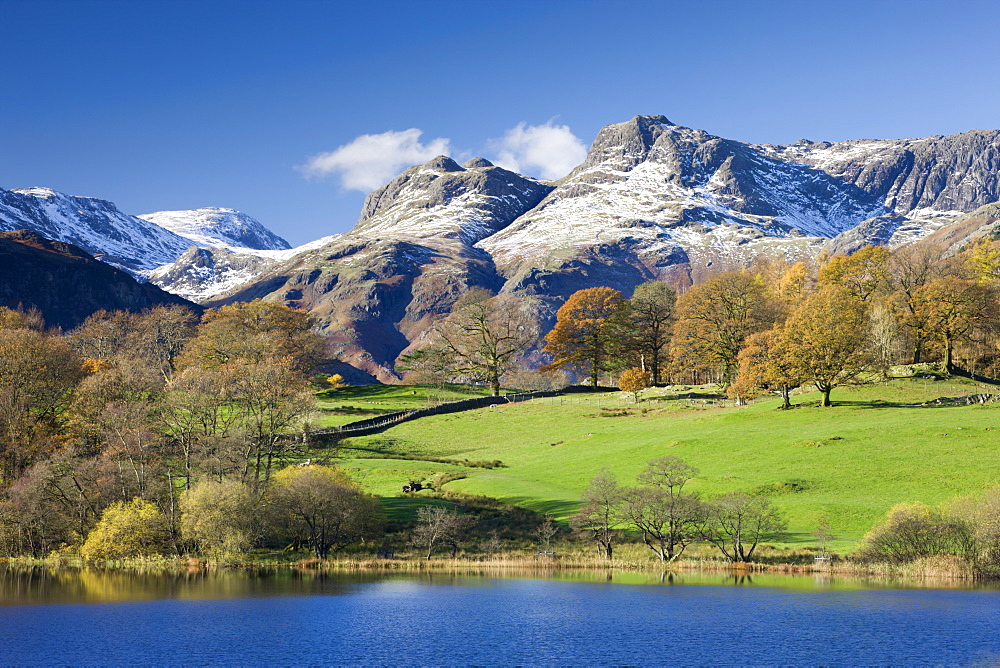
[326,376,1000,551]
[314,383,492,427]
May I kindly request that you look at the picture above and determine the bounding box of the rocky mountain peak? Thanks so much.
[353,155,552,244]
[424,155,465,172]
[463,157,494,169]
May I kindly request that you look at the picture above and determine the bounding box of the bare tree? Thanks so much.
[700,492,786,563]
[533,515,559,553]
[435,288,539,396]
[570,468,624,559]
[622,457,704,561]
[411,505,477,559]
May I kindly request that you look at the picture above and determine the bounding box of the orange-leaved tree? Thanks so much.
[671,271,774,387]
[542,287,628,386]
[776,286,873,407]
[818,245,890,303]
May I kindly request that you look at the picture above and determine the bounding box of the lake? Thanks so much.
[2,567,999,665]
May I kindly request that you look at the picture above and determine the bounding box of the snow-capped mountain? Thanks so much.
[12,115,1000,381]
[137,207,291,251]
[210,157,551,380]
[353,156,552,244]
[207,115,1000,381]
[479,115,888,290]
[148,234,340,301]
[0,187,194,273]
[0,187,293,284]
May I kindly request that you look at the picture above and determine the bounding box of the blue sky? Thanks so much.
[2,0,1000,245]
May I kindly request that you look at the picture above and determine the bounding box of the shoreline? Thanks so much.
[1,552,985,584]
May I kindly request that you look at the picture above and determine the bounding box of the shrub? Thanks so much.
[180,479,260,558]
[80,499,170,561]
[855,502,975,564]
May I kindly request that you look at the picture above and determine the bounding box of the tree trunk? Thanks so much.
[780,385,791,410]
[943,338,955,373]
[821,385,832,407]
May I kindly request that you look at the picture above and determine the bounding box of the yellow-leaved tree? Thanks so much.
[671,271,775,387]
[80,498,170,561]
[618,367,651,402]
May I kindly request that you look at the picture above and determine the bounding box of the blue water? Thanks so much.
[2,573,1000,665]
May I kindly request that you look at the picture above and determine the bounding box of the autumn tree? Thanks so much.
[855,502,975,564]
[618,367,651,402]
[434,288,539,396]
[626,281,677,384]
[69,310,136,361]
[570,468,624,559]
[913,278,999,372]
[776,287,873,407]
[160,366,244,487]
[227,360,317,483]
[180,478,261,558]
[887,244,952,364]
[729,329,805,408]
[266,465,383,559]
[79,498,171,561]
[130,306,200,380]
[0,328,85,482]
[671,271,775,387]
[0,463,76,556]
[818,245,890,302]
[69,306,198,380]
[179,300,327,373]
[967,240,1000,285]
[699,492,786,563]
[0,306,46,332]
[772,261,813,305]
[543,288,629,386]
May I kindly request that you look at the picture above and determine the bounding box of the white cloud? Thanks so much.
[301,129,452,192]
[489,121,587,180]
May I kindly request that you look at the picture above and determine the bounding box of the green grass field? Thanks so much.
[314,383,492,427]
[324,376,1000,551]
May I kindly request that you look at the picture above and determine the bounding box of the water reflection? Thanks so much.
[3,566,1000,665]
[0,565,378,606]
[1,564,997,607]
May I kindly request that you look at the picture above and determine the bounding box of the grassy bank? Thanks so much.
[327,376,1000,552]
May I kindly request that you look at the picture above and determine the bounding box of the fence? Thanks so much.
[311,391,560,440]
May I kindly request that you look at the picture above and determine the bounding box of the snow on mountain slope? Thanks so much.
[137,207,291,251]
[479,116,886,277]
[764,130,1000,215]
[0,187,194,273]
[352,156,552,245]
[149,234,341,302]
